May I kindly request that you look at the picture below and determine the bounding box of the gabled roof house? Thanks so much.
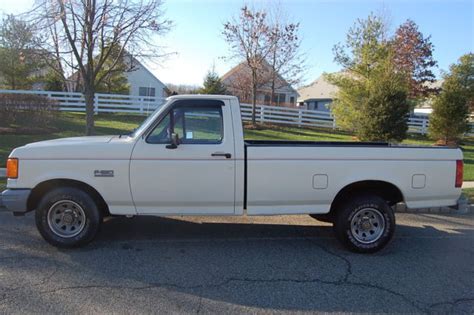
[297,74,338,112]
[67,55,169,98]
[221,61,299,106]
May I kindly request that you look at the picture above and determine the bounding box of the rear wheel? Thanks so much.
[35,187,102,248]
[333,194,395,253]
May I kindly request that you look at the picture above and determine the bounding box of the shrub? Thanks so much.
[0,93,59,128]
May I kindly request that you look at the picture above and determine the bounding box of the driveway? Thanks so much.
[0,212,473,314]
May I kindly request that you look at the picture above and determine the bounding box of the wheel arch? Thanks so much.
[329,180,404,215]
[27,178,110,216]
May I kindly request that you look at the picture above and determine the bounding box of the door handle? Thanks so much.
[211,152,232,159]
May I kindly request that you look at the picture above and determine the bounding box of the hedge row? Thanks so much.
[0,93,59,127]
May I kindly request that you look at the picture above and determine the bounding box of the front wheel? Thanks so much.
[35,187,102,248]
[333,194,395,253]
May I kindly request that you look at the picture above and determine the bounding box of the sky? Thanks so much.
[1,0,473,87]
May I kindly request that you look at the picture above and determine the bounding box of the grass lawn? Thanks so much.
[1,112,474,180]
[462,188,474,202]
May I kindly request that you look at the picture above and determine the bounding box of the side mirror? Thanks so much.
[166,133,180,149]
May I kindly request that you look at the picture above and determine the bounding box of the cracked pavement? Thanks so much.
[0,212,473,314]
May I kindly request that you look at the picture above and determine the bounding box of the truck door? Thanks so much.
[129,99,236,215]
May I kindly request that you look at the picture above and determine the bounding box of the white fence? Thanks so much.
[241,103,434,135]
[0,89,166,115]
[0,89,468,135]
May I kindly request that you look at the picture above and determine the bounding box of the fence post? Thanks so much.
[298,109,303,127]
[260,105,265,123]
[94,94,99,114]
[331,114,336,130]
[421,118,427,135]
[139,97,144,114]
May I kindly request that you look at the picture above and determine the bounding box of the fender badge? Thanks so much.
[94,170,114,177]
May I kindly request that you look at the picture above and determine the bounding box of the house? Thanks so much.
[67,55,169,98]
[221,61,299,106]
[297,74,338,112]
[124,57,169,98]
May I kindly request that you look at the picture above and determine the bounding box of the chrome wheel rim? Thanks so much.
[350,208,385,244]
[47,200,86,238]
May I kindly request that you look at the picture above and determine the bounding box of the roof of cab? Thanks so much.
[167,94,238,101]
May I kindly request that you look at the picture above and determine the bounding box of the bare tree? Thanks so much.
[30,0,171,135]
[223,6,275,125]
[267,10,305,105]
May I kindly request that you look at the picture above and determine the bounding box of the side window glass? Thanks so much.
[180,107,223,144]
[147,105,223,144]
[147,113,171,143]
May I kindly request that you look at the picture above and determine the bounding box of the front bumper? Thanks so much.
[0,189,31,215]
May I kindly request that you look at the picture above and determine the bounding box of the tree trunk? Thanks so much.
[270,77,276,106]
[270,50,277,106]
[251,70,257,125]
[84,84,95,136]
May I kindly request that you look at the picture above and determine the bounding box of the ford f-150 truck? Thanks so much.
[0,95,464,252]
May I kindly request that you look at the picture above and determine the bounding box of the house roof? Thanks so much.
[297,74,339,102]
[129,56,167,88]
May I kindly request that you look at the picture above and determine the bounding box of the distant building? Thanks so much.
[67,55,169,98]
[221,61,299,106]
[297,74,338,112]
[125,57,169,98]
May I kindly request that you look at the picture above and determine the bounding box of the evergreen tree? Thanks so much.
[198,68,227,95]
[328,13,410,142]
[0,15,40,89]
[44,70,64,91]
[358,54,410,142]
[429,53,474,144]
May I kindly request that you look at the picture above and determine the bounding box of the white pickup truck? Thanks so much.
[0,95,464,252]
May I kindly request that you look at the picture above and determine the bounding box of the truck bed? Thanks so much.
[243,140,462,215]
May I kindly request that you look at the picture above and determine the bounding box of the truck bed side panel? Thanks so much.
[245,145,462,215]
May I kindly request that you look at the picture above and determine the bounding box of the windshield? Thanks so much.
[130,99,171,138]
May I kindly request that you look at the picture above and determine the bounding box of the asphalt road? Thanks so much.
[0,212,473,314]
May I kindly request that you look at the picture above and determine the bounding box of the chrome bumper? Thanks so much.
[0,189,31,215]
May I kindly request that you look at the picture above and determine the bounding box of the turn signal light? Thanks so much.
[6,158,18,179]
[455,160,463,188]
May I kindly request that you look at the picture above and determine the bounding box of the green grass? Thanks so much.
[462,188,474,202]
[1,112,474,180]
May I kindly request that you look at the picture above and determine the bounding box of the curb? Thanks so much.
[462,181,474,189]
[395,195,473,215]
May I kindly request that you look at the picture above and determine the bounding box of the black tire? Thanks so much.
[309,213,334,223]
[35,187,102,248]
[333,194,395,253]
